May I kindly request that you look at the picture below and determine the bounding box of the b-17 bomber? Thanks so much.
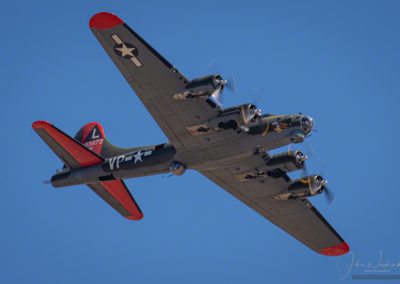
[33,12,349,256]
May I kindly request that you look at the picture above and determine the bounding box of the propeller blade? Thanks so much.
[225,75,236,94]
[303,140,329,177]
[305,139,316,157]
[290,134,334,206]
[208,59,220,73]
[250,88,263,107]
[323,186,335,206]
[211,89,224,106]
[302,162,309,177]
[208,59,237,106]
[288,144,310,177]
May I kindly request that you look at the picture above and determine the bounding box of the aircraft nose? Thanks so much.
[301,115,315,134]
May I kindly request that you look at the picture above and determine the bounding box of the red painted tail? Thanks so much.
[74,122,137,158]
[74,122,106,156]
[32,121,104,169]
[33,120,143,221]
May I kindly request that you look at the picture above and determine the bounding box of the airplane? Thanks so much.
[32,12,349,256]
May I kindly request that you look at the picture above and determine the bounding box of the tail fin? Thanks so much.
[32,120,143,221]
[32,121,104,169]
[74,122,106,156]
[74,121,140,158]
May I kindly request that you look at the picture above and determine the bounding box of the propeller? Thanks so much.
[211,87,224,106]
[245,88,264,116]
[208,59,236,106]
[211,76,230,106]
[323,185,335,206]
[301,160,309,177]
[289,141,335,206]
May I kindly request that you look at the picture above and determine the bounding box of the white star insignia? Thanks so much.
[116,44,135,57]
[132,150,143,163]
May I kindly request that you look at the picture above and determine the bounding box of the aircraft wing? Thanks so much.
[87,180,143,220]
[200,154,349,255]
[90,12,221,150]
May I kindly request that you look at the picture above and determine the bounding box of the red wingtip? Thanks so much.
[32,120,51,129]
[89,12,124,30]
[319,242,350,256]
[126,213,144,221]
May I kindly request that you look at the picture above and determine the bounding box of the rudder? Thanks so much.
[32,121,104,169]
[74,122,140,158]
[74,122,106,155]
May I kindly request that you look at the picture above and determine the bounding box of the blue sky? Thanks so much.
[1,1,400,283]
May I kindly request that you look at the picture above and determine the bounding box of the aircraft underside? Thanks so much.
[32,12,349,256]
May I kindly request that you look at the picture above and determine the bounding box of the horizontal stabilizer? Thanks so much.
[33,121,143,220]
[32,121,104,169]
[88,180,143,220]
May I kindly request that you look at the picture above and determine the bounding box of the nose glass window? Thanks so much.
[301,117,313,134]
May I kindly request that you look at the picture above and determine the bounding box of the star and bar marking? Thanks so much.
[109,150,153,170]
[111,34,143,67]
[125,150,153,164]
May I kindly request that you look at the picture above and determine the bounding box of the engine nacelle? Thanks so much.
[173,74,225,100]
[186,103,260,135]
[209,104,259,130]
[275,175,327,200]
[169,161,186,176]
[234,151,306,181]
[265,151,306,172]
